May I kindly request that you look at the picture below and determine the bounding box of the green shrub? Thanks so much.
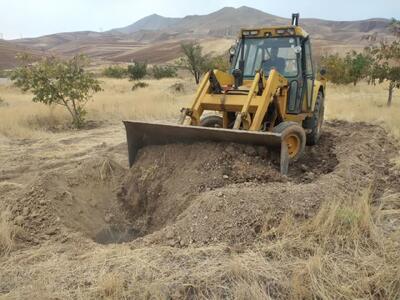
[11,54,102,129]
[204,54,230,72]
[152,65,177,79]
[127,62,147,81]
[132,81,149,91]
[102,65,128,78]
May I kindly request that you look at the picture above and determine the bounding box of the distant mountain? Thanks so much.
[112,14,180,34]
[0,40,40,69]
[2,6,394,69]
[115,7,288,36]
[114,6,390,40]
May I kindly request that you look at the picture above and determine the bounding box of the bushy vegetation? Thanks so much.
[205,54,231,72]
[127,62,148,81]
[178,42,230,84]
[320,19,400,106]
[10,54,102,128]
[320,51,371,86]
[102,65,128,78]
[152,65,177,79]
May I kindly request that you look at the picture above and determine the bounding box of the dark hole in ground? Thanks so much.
[94,225,141,245]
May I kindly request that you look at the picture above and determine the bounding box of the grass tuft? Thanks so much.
[0,209,17,256]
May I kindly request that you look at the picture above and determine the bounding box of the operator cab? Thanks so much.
[230,14,315,114]
[233,37,301,79]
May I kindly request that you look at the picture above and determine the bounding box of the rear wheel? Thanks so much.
[200,115,223,128]
[273,122,306,161]
[303,92,325,146]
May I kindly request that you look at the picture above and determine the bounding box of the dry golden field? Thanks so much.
[0,77,399,299]
[0,77,399,138]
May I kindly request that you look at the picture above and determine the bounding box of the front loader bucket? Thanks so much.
[123,121,290,175]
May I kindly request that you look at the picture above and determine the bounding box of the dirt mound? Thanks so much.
[116,128,340,242]
[118,121,398,247]
[1,121,400,299]
[4,121,398,249]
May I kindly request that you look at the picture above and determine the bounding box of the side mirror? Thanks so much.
[232,68,243,89]
[293,46,302,54]
[320,68,327,76]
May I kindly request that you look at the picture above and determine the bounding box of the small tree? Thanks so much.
[179,43,232,84]
[320,53,350,84]
[368,41,400,106]
[11,55,102,128]
[320,51,372,86]
[345,51,371,86]
[179,43,207,84]
[127,62,147,81]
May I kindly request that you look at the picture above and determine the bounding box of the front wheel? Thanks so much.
[273,122,306,162]
[200,115,223,128]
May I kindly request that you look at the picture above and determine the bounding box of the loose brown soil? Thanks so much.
[0,121,399,299]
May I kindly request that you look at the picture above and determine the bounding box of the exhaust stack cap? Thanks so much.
[292,13,300,26]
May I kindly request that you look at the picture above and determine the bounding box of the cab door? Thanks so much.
[303,38,314,111]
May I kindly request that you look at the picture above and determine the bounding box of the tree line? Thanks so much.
[321,18,400,106]
[102,44,230,85]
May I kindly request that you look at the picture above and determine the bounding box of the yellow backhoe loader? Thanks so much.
[124,14,326,174]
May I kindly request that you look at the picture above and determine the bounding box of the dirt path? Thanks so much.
[0,121,399,299]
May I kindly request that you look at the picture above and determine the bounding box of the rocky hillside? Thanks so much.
[2,6,394,69]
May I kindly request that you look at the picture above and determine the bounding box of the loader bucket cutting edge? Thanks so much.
[123,121,290,175]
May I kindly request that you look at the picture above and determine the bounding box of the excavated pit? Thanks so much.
[14,121,399,247]
[115,133,339,243]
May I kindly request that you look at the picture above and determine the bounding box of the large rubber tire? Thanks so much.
[273,122,306,162]
[303,92,325,146]
[200,115,223,128]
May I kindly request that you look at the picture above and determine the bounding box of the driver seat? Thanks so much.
[262,58,286,75]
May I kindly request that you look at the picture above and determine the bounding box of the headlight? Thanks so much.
[242,30,259,36]
[276,28,296,36]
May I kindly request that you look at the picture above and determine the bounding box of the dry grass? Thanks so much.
[326,82,400,139]
[0,209,17,256]
[0,77,193,138]
[96,272,125,299]
[193,189,399,299]
[0,84,70,138]
[0,78,399,139]
[2,189,398,299]
[87,77,192,123]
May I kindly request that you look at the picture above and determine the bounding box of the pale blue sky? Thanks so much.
[1,0,399,40]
